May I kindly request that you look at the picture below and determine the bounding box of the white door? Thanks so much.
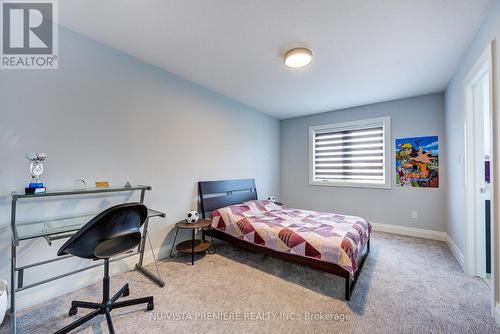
[472,72,492,278]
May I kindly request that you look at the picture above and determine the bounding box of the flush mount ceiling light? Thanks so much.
[284,47,313,68]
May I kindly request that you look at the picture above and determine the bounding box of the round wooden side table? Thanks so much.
[169,218,216,265]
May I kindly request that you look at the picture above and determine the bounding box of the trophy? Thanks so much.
[25,153,47,194]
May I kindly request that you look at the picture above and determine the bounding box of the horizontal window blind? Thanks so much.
[312,123,386,185]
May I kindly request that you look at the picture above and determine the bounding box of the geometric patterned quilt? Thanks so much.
[211,200,372,276]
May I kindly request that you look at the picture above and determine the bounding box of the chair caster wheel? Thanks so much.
[69,306,78,316]
[123,287,130,297]
[146,302,154,311]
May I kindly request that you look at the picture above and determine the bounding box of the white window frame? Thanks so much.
[309,116,392,189]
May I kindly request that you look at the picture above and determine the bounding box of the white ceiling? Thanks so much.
[59,0,492,119]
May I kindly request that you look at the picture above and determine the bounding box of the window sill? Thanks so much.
[309,180,392,189]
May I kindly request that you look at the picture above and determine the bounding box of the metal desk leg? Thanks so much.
[135,218,165,287]
[137,218,148,266]
[10,242,16,334]
[10,198,17,334]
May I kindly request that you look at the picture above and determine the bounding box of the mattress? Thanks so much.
[211,200,372,275]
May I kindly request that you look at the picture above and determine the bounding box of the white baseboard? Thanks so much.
[12,243,171,311]
[495,303,500,327]
[371,222,448,241]
[446,235,465,271]
[371,222,465,271]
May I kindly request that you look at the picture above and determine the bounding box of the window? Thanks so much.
[309,117,391,189]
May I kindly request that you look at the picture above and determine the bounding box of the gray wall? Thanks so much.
[280,93,446,231]
[445,1,500,253]
[0,28,280,308]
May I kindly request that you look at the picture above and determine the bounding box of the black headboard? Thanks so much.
[198,178,258,218]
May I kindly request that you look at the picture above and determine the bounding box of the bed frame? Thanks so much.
[199,178,370,301]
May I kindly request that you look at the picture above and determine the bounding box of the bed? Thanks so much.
[199,178,371,301]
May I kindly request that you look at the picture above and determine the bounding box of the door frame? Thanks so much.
[463,40,497,318]
[464,42,492,277]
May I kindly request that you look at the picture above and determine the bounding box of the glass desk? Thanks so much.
[9,185,166,334]
[15,208,165,245]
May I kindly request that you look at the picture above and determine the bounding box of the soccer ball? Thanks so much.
[267,196,275,203]
[185,210,199,224]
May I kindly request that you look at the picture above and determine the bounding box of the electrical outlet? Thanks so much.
[411,210,418,219]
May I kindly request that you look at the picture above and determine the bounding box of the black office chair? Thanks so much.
[55,203,154,334]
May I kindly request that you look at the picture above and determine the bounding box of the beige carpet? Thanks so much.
[1,232,499,334]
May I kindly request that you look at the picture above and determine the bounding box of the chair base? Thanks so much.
[55,283,154,334]
[55,259,154,334]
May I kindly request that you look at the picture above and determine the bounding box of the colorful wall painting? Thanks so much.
[395,136,439,188]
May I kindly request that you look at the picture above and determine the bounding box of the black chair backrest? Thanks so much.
[58,203,148,259]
